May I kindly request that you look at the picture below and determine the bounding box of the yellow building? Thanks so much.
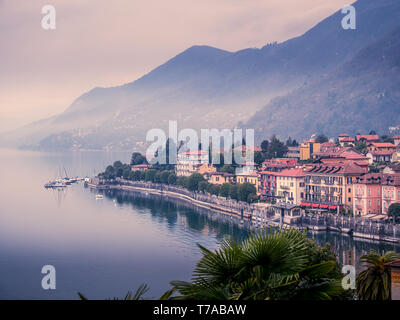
[209,172,235,185]
[275,168,305,205]
[236,173,260,193]
[300,139,321,161]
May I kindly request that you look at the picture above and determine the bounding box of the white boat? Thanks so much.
[95,194,104,200]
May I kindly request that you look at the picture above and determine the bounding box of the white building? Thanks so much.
[176,150,209,177]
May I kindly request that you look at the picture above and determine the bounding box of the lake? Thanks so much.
[0,149,399,299]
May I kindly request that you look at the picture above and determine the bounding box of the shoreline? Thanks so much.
[88,180,400,244]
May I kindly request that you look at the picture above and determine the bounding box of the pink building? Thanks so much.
[382,175,400,214]
[353,173,384,216]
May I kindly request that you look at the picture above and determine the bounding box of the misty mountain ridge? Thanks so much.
[2,0,400,151]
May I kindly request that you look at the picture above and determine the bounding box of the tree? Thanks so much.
[167,173,177,185]
[369,130,377,135]
[160,171,171,184]
[388,203,400,224]
[103,165,115,179]
[145,169,157,182]
[187,173,205,191]
[355,141,367,154]
[229,184,239,200]
[130,152,147,165]
[254,151,265,166]
[315,134,329,143]
[166,228,346,300]
[356,249,400,300]
[219,183,231,198]
[237,182,257,203]
[266,135,288,159]
[198,181,209,192]
[260,140,269,153]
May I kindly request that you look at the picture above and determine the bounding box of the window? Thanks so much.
[348,197,351,202]
[348,188,351,193]
[368,200,371,207]
[368,188,371,196]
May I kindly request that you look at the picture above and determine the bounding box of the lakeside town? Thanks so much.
[92,132,400,224]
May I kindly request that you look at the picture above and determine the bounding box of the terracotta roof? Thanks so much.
[181,150,208,155]
[368,150,395,156]
[210,172,234,177]
[355,173,387,185]
[369,142,396,148]
[274,168,305,178]
[392,135,400,139]
[356,134,379,141]
[338,133,350,137]
[340,137,355,142]
[305,162,366,175]
[381,175,400,186]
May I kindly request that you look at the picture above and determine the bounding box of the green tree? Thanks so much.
[177,176,189,188]
[388,203,400,224]
[266,135,288,159]
[166,228,346,300]
[187,173,205,191]
[103,165,115,179]
[356,249,400,300]
[229,184,239,200]
[168,173,177,185]
[260,140,269,153]
[160,171,171,184]
[198,181,209,192]
[130,152,147,165]
[145,169,157,182]
[238,183,257,203]
[315,134,329,143]
[219,183,231,198]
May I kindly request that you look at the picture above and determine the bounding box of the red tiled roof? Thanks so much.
[340,137,355,142]
[305,162,366,175]
[182,150,208,155]
[369,142,396,148]
[392,135,400,139]
[274,168,305,177]
[356,134,379,141]
[338,133,350,137]
[369,150,395,156]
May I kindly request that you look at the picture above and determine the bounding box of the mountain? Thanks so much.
[245,24,400,143]
[2,0,400,151]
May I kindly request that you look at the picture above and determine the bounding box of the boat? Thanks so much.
[95,194,104,200]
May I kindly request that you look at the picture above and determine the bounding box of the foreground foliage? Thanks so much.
[165,228,347,300]
[356,249,400,300]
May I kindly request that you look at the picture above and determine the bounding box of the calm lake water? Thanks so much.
[0,149,399,300]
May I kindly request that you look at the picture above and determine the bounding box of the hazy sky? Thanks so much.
[0,0,351,132]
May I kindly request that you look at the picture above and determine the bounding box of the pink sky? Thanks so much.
[0,0,350,132]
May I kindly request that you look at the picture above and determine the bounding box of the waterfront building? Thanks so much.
[209,172,235,185]
[381,175,400,214]
[300,138,321,161]
[259,171,277,200]
[353,173,385,216]
[236,172,260,193]
[303,162,366,212]
[261,158,298,170]
[274,168,305,205]
[176,150,209,177]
